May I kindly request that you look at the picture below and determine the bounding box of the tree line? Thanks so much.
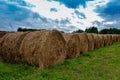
[73,27,120,34]
[17,27,120,34]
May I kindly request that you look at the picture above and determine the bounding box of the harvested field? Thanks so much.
[62,33,80,59]
[20,30,66,70]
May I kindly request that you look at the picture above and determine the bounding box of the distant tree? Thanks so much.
[99,28,120,34]
[17,27,45,32]
[85,26,98,33]
[73,29,84,33]
[60,31,65,33]
[99,29,109,34]
[17,27,22,32]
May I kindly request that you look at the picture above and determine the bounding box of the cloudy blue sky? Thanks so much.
[0,0,120,32]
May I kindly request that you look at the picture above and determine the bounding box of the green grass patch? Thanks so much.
[0,42,120,80]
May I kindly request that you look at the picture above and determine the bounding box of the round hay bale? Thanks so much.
[20,30,66,70]
[114,35,118,42]
[100,34,105,46]
[0,32,6,39]
[115,34,119,42]
[103,35,110,46]
[98,35,104,47]
[116,35,119,41]
[92,34,101,49]
[111,35,117,43]
[0,32,28,63]
[62,33,80,59]
[108,34,112,45]
[99,34,105,46]
[87,34,94,51]
[118,35,120,41]
[0,32,7,54]
[76,32,88,53]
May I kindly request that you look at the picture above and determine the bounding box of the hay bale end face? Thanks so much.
[63,33,80,59]
[87,34,94,51]
[76,32,89,53]
[20,30,66,70]
[0,32,28,63]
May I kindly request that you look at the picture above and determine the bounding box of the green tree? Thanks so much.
[73,29,84,33]
[17,27,45,32]
[99,29,109,34]
[85,26,98,33]
[99,28,120,34]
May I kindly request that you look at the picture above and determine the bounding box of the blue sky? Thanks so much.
[0,0,120,32]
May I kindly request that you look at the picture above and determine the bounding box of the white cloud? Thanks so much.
[0,0,113,32]
[24,0,110,31]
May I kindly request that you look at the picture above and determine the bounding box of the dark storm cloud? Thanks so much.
[48,0,94,8]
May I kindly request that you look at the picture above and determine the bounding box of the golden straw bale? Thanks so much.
[76,32,89,53]
[111,35,115,43]
[0,32,28,63]
[116,34,120,42]
[101,34,105,46]
[0,32,6,39]
[106,34,111,45]
[99,34,106,46]
[116,34,119,42]
[108,34,113,45]
[117,35,120,41]
[92,34,101,49]
[98,35,104,47]
[20,30,66,70]
[114,35,118,42]
[103,35,109,46]
[63,33,80,59]
[111,35,117,43]
[87,34,94,51]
